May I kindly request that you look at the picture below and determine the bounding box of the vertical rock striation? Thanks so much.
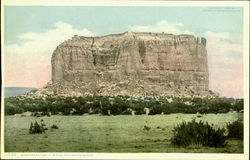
[50,32,210,97]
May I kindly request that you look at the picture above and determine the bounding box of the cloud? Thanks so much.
[4,20,244,98]
[5,21,94,88]
[205,31,243,98]
[205,31,230,41]
[205,31,242,55]
[128,20,195,35]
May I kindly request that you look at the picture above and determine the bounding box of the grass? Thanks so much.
[4,113,243,152]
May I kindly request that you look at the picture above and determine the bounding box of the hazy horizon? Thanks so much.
[4,87,37,98]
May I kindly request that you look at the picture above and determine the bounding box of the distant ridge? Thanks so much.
[4,87,37,98]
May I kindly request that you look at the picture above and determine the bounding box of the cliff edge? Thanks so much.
[34,32,211,97]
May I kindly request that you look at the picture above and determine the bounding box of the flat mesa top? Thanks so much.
[48,31,210,97]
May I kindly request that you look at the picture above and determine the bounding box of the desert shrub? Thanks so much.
[121,108,133,115]
[160,104,172,114]
[232,99,243,112]
[161,103,180,113]
[149,104,162,115]
[88,98,102,114]
[197,106,209,114]
[32,112,42,117]
[4,98,23,115]
[183,105,197,114]
[5,104,24,115]
[109,97,129,115]
[61,97,75,115]
[42,111,51,116]
[143,125,151,131]
[227,119,243,140]
[100,99,112,115]
[51,124,59,129]
[131,103,145,115]
[29,120,47,134]
[205,98,231,114]
[73,97,89,115]
[4,96,242,115]
[171,119,226,147]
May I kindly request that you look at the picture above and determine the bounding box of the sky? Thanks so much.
[4,6,244,98]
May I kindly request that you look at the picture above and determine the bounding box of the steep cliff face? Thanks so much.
[50,32,209,97]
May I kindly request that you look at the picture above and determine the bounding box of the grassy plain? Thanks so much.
[4,113,243,153]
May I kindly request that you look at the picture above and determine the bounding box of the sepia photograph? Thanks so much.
[1,0,249,159]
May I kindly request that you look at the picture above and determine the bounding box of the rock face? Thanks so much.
[50,32,209,97]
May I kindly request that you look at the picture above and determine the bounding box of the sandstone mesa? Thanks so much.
[28,32,212,98]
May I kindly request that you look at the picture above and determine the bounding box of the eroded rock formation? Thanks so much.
[48,32,209,97]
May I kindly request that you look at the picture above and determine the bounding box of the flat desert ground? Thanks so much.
[4,113,243,153]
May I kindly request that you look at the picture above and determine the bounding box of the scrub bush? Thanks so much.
[29,120,47,134]
[227,119,243,140]
[51,124,59,129]
[4,96,244,115]
[132,103,145,115]
[171,119,226,147]
[149,104,162,115]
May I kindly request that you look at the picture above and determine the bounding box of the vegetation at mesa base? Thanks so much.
[4,95,244,116]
